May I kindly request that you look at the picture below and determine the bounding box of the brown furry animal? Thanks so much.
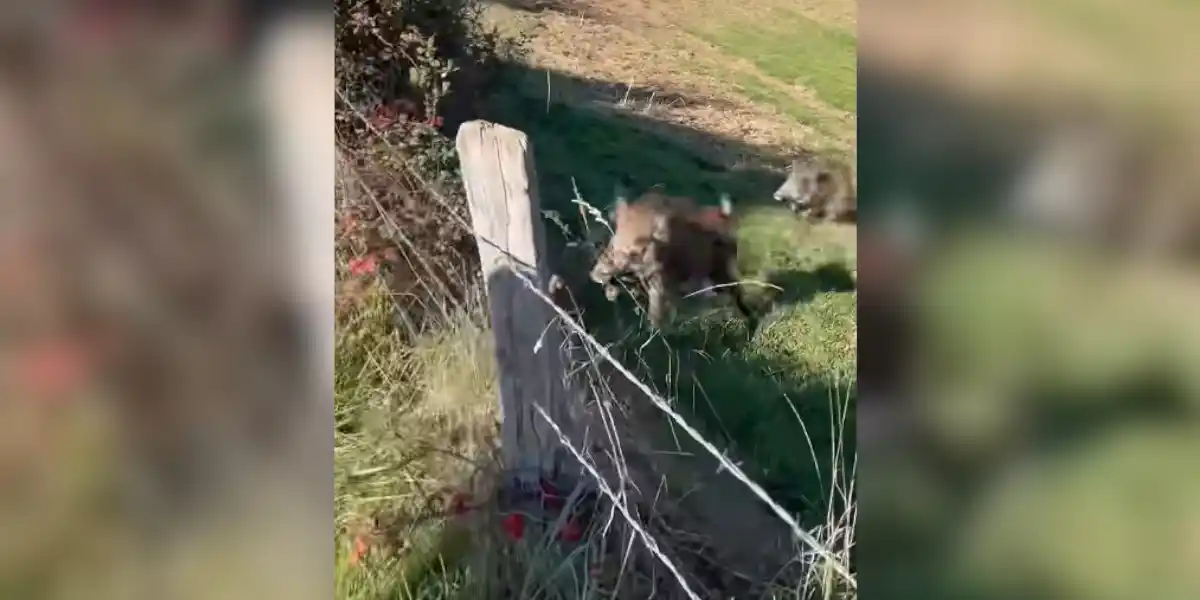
[773,151,857,223]
[589,182,752,328]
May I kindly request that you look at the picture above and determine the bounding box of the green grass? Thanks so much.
[688,8,857,113]
[643,34,849,141]
[730,70,832,134]
[334,281,494,600]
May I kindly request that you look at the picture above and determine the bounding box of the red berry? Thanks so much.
[348,256,378,276]
[560,519,583,543]
[349,534,370,566]
[501,513,525,540]
[449,492,470,516]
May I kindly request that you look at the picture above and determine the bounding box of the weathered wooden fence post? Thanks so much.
[455,120,585,489]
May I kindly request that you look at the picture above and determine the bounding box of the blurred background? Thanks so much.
[0,2,331,599]
[857,0,1200,598]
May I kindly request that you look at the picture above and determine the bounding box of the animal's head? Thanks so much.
[591,180,662,287]
[608,180,673,242]
[773,153,830,212]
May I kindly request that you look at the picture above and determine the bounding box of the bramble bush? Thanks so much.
[335,0,521,320]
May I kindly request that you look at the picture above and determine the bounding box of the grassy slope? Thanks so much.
[687,4,857,113]
[336,0,858,596]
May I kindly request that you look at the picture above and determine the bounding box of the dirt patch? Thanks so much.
[485,0,850,157]
[539,0,855,133]
[489,0,599,18]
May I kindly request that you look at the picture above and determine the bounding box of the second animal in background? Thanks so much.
[773,150,857,223]
[589,181,754,329]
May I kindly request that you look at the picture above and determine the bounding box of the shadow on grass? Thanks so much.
[512,64,749,116]
[481,64,791,211]
[765,262,857,309]
[607,315,857,527]
[487,0,592,17]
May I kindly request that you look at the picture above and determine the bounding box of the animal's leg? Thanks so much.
[591,245,635,303]
[603,283,622,301]
[644,269,671,328]
[590,246,625,285]
[710,250,753,320]
[637,242,673,328]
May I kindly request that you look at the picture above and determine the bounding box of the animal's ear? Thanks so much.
[718,193,734,216]
[609,198,626,222]
[614,178,632,205]
[794,149,822,170]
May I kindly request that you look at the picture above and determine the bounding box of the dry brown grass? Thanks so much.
[483,0,854,158]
